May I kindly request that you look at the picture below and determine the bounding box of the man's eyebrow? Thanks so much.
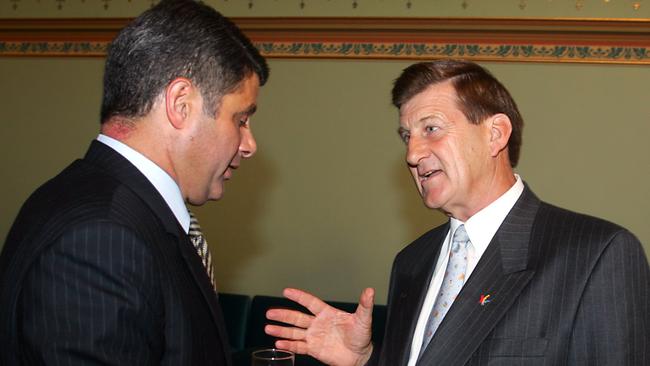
[244,104,257,115]
[235,104,257,119]
[397,115,438,136]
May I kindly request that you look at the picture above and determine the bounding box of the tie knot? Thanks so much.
[188,209,203,238]
[451,225,470,252]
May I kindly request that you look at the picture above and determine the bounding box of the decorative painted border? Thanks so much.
[1,17,649,64]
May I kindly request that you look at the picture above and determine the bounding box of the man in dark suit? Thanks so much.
[264,60,649,365]
[0,0,269,364]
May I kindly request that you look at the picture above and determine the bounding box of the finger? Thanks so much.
[283,288,329,316]
[275,339,310,355]
[265,324,307,341]
[355,287,375,326]
[266,308,314,328]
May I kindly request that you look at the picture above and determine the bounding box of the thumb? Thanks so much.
[355,287,375,326]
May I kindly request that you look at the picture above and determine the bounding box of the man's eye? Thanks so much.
[239,118,249,127]
[400,133,410,143]
[425,125,439,133]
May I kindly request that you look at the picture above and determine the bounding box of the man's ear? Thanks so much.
[488,113,512,157]
[165,77,195,129]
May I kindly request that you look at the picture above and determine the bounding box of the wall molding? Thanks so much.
[1,17,648,64]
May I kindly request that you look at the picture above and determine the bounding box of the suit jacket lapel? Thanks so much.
[177,233,233,366]
[418,186,541,366]
[385,224,449,366]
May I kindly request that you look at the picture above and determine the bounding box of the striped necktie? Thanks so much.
[188,210,217,292]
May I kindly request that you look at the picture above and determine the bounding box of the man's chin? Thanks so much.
[423,201,440,210]
[187,195,210,206]
[208,186,225,201]
[188,188,224,205]
[421,193,444,210]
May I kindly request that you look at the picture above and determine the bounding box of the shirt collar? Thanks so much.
[450,174,524,257]
[96,134,190,233]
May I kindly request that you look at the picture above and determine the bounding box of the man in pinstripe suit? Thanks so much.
[264,60,649,365]
[0,0,268,364]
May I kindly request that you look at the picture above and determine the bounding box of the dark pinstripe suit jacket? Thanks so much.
[0,141,232,365]
[372,186,649,366]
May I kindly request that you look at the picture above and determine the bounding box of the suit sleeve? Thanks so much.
[18,221,163,365]
[568,230,650,365]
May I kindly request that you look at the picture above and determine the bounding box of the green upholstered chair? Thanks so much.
[218,293,252,352]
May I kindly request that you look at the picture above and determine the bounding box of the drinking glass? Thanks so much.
[251,348,295,366]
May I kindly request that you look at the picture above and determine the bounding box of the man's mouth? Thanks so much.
[224,165,239,180]
[419,169,441,182]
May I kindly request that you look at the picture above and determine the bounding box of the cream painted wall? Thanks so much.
[1,57,648,303]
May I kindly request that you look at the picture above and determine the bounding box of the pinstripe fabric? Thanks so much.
[20,222,161,365]
[372,186,650,366]
[0,141,232,365]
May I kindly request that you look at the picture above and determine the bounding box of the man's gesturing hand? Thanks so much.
[265,287,375,366]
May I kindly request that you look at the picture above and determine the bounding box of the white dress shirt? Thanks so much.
[407,175,525,364]
[96,134,190,234]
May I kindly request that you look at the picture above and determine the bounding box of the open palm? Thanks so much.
[265,288,375,366]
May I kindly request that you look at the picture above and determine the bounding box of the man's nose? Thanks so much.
[406,136,427,167]
[240,127,257,158]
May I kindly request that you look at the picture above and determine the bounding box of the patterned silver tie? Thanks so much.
[188,210,217,292]
[420,224,471,354]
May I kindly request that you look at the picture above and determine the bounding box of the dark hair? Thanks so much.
[100,0,269,123]
[392,60,523,167]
